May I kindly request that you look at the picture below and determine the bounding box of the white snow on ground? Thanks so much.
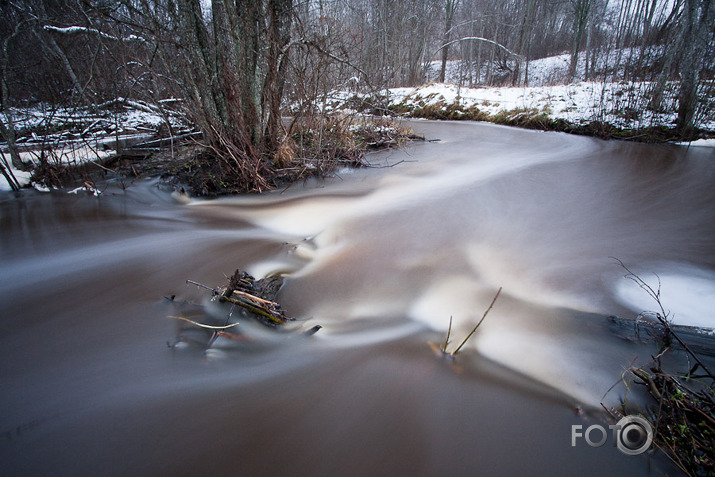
[0,165,31,191]
[1,100,187,191]
[675,138,715,147]
[1,144,117,191]
[404,48,715,135]
[322,51,714,137]
[522,54,571,86]
[386,81,715,133]
[2,101,181,135]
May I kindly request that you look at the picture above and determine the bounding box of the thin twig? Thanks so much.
[232,289,279,307]
[452,287,502,355]
[186,279,218,293]
[168,315,240,330]
[443,315,453,353]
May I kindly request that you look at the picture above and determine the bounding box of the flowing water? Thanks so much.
[1,120,714,476]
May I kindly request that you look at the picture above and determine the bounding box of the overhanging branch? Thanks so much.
[436,36,524,61]
[43,25,146,42]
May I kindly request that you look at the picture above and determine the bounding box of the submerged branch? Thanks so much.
[168,315,242,330]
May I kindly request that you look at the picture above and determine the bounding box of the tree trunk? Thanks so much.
[677,0,712,139]
[439,0,458,83]
[649,35,681,113]
[515,0,534,86]
[569,0,591,81]
[159,0,294,190]
[263,0,293,154]
[0,21,24,170]
[43,32,87,101]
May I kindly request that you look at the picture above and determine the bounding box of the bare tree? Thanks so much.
[115,0,295,190]
[439,0,459,82]
[569,0,592,80]
[677,0,713,138]
[0,11,26,170]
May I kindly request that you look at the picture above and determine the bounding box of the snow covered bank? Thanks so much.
[383,81,715,138]
[1,99,189,192]
[1,143,120,191]
[369,48,715,140]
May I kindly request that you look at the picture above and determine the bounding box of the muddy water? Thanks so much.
[1,120,714,476]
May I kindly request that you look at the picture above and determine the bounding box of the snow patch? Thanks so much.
[613,263,715,329]
[675,138,715,148]
[68,185,102,196]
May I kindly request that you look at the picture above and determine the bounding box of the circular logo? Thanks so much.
[616,415,653,455]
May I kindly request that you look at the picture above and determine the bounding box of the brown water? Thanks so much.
[1,120,714,476]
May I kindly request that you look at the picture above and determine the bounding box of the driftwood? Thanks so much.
[185,269,289,327]
[167,269,318,351]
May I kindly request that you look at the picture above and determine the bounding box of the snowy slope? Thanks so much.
[425,47,665,87]
[387,80,703,131]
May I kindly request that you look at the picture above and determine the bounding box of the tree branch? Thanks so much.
[43,25,146,42]
[436,36,524,61]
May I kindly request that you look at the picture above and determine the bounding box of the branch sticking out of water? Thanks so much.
[611,257,670,326]
[451,287,502,356]
[430,288,502,358]
[612,258,715,381]
[185,270,289,326]
[442,315,453,354]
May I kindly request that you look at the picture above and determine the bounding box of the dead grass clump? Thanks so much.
[389,101,694,142]
[273,137,297,168]
[272,115,420,185]
[29,155,71,189]
[396,100,489,122]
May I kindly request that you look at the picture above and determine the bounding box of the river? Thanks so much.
[1,120,714,475]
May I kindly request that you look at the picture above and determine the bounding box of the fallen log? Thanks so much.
[124,131,203,151]
[607,315,715,358]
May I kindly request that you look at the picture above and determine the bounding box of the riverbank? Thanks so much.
[328,81,715,143]
[3,78,715,195]
[0,111,420,196]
